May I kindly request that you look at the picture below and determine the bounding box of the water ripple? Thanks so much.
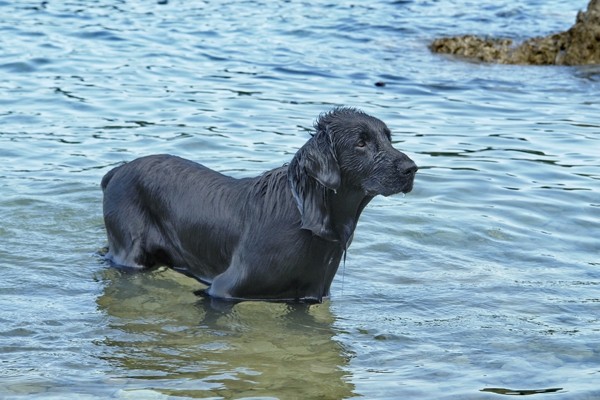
[0,0,599,399]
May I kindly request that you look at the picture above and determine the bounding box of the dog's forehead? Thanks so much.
[353,115,392,140]
[341,114,388,133]
[317,109,392,141]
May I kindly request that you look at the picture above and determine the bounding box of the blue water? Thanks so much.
[1,1,599,399]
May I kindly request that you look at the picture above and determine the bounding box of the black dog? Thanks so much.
[101,107,417,302]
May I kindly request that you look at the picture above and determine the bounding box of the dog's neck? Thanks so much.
[287,151,372,247]
[329,188,373,249]
[294,178,372,247]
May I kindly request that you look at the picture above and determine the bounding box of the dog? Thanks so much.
[101,107,417,303]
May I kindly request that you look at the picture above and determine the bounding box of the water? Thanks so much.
[1,0,599,398]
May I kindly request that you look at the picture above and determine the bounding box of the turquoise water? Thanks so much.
[1,1,599,398]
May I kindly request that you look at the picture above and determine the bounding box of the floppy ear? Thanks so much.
[288,129,341,241]
[301,128,341,191]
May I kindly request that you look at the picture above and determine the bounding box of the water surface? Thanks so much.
[1,0,599,399]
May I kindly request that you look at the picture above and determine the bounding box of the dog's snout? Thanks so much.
[395,155,418,177]
[403,162,418,176]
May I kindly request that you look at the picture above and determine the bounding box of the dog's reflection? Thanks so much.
[95,266,355,399]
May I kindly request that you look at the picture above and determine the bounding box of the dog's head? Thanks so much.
[314,107,417,196]
[289,107,417,239]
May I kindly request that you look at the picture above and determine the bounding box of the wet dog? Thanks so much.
[101,107,417,302]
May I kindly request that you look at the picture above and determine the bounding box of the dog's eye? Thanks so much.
[356,140,366,148]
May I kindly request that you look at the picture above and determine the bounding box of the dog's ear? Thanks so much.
[288,129,340,241]
[301,128,341,191]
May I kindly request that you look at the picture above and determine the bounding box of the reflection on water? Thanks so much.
[96,268,354,398]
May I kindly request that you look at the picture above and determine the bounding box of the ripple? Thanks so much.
[70,27,126,41]
[481,387,564,395]
[0,61,37,73]
[0,0,599,399]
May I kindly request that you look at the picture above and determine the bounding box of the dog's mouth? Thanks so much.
[364,176,415,197]
[404,168,418,190]
[400,178,414,194]
[362,162,417,197]
[384,169,417,197]
[390,179,415,197]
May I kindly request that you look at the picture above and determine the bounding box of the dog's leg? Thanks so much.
[104,226,148,269]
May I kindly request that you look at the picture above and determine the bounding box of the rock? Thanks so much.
[430,35,515,63]
[430,0,600,65]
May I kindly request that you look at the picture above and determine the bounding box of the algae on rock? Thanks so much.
[430,0,600,65]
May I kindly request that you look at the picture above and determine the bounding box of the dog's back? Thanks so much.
[101,154,250,282]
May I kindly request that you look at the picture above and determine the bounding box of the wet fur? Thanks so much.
[101,107,417,302]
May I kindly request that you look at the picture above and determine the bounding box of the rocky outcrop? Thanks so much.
[430,0,600,65]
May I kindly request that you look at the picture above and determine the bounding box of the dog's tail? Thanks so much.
[101,163,124,192]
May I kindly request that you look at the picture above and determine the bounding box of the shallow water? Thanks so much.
[1,0,599,399]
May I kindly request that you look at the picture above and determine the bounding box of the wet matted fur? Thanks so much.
[101,107,417,302]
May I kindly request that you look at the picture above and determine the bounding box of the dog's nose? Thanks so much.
[398,158,418,176]
[403,163,418,176]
